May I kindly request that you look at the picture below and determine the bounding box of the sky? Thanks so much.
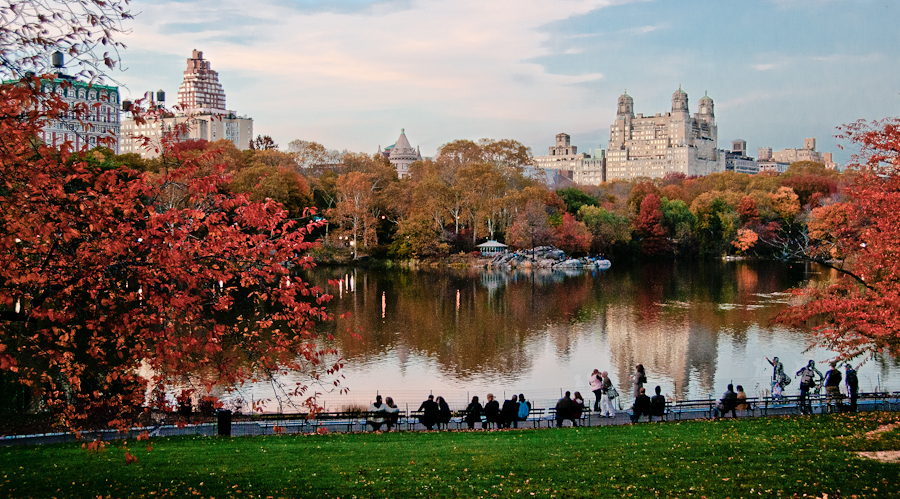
[114,0,899,164]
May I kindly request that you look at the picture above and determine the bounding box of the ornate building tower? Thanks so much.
[698,92,715,127]
[617,90,634,118]
[177,50,227,115]
[672,85,689,114]
[387,129,422,179]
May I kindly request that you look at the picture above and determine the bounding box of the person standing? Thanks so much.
[483,393,500,429]
[845,364,859,412]
[590,369,603,411]
[600,371,615,417]
[464,396,483,429]
[766,356,788,399]
[823,362,843,412]
[384,396,400,431]
[796,360,823,415]
[631,364,647,400]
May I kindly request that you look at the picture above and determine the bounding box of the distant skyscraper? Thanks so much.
[177,50,227,116]
[120,50,253,159]
[605,88,724,180]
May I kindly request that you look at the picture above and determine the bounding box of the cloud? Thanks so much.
[753,63,777,71]
[120,0,633,151]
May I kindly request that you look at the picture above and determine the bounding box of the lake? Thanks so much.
[228,260,900,413]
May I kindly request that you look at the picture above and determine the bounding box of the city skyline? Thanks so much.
[113,0,897,164]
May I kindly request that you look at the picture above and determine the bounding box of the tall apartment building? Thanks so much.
[39,77,121,153]
[725,140,760,174]
[606,88,725,181]
[532,133,606,185]
[771,138,836,168]
[4,53,122,153]
[120,50,253,158]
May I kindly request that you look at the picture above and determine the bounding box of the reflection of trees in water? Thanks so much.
[306,267,601,380]
[302,260,826,392]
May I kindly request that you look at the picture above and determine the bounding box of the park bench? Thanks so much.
[672,399,716,420]
[546,407,589,427]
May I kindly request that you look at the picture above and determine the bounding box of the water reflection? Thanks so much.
[234,261,898,412]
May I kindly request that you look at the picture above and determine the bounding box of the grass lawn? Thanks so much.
[1,412,898,498]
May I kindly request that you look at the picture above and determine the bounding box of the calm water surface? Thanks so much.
[232,260,900,412]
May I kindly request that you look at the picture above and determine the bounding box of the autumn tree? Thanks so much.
[578,205,632,254]
[636,194,671,256]
[554,213,591,255]
[776,118,900,361]
[249,135,278,150]
[0,1,340,430]
[333,171,376,259]
[508,200,555,256]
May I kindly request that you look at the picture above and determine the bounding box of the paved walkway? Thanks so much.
[2,394,897,447]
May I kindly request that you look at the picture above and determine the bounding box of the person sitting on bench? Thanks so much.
[650,386,667,421]
[630,387,652,423]
[714,384,738,418]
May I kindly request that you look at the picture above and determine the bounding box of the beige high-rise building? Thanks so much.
[606,88,725,180]
[120,50,253,159]
[771,138,836,168]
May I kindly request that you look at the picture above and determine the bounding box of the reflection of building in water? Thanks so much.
[603,305,718,398]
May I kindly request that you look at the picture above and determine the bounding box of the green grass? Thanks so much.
[1,412,899,498]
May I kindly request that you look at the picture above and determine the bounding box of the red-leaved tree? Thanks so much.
[636,194,670,256]
[776,118,900,362]
[0,1,340,430]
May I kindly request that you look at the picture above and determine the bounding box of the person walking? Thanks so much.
[600,371,615,417]
[590,369,603,411]
[631,364,647,400]
[844,364,859,412]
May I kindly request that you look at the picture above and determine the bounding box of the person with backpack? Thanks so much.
[845,364,859,412]
[823,362,843,412]
[796,360,823,415]
[517,394,531,426]
[766,356,789,399]
[600,371,615,417]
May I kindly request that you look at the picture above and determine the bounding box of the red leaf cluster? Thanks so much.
[0,78,336,430]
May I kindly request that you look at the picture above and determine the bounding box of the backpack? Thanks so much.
[800,369,814,388]
[518,401,530,420]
